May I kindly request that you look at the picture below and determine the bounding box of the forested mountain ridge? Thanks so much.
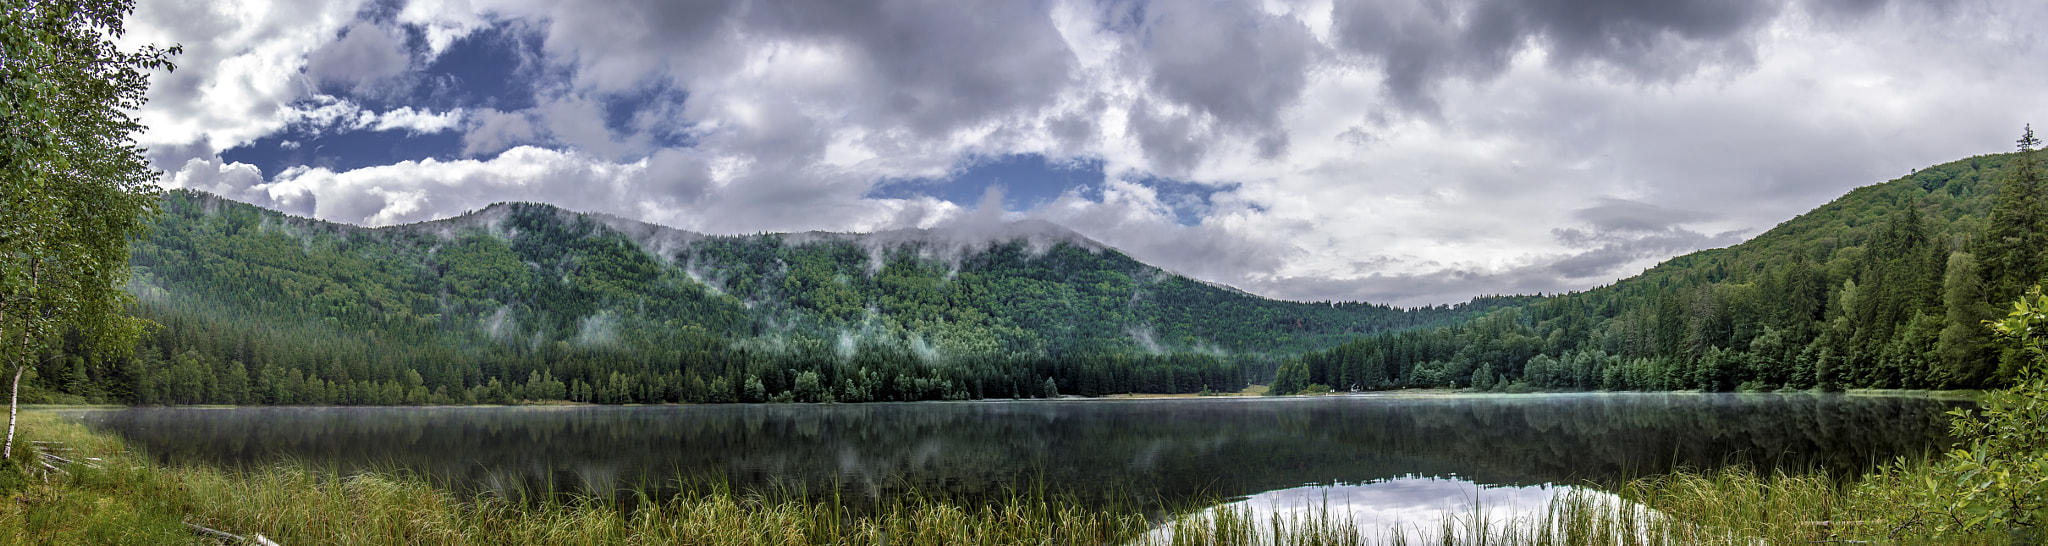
[33,190,1526,405]
[1278,148,2041,394]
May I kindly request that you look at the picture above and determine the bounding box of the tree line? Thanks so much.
[16,192,1362,405]
[1271,130,2048,395]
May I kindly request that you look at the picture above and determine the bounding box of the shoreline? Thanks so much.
[0,410,2013,545]
[16,386,1982,411]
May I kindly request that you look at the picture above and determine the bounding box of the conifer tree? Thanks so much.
[1981,126,2046,303]
[1940,252,1996,386]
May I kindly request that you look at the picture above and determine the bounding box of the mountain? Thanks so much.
[31,191,1527,405]
[54,145,2036,406]
[1277,149,2037,394]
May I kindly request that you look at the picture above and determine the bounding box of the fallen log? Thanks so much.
[188,523,283,546]
[189,523,240,542]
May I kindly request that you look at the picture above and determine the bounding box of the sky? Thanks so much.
[121,0,2048,307]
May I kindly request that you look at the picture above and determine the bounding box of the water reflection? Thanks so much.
[62,393,1960,512]
[1141,478,1619,545]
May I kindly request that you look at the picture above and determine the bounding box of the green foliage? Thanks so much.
[38,185,1536,407]
[1941,251,1997,382]
[0,413,1156,546]
[1285,132,2048,395]
[1981,127,2047,305]
[1,0,175,456]
[1918,285,2048,534]
[1269,360,1309,395]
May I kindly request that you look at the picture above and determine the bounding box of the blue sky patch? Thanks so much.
[222,121,466,175]
[602,85,696,150]
[411,22,545,113]
[868,153,1233,226]
[871,153,1104,211]
[1123,175,1239,226]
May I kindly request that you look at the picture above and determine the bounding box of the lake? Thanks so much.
[61,392,1960,523]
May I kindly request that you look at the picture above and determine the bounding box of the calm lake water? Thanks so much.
[63,392,1960,517]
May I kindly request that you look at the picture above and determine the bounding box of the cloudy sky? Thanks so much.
[122,0,2048,306]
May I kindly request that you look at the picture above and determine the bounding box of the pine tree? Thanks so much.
[1981,126,2046,303]
[1939,252,1996,386]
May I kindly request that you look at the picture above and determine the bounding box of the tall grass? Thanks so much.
[0,412,2021,545]
[1,412,1151,545]
[1149,467,2016,546]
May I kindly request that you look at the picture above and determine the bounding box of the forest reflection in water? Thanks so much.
[65,392,1961,513]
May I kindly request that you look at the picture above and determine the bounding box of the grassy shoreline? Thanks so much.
[12,386,1981,410]
[2,412,1156,545]
[0,410,2020,545]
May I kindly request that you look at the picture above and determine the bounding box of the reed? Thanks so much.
[1147,467,2016,546]
[0,412,2023,545]
[0,412,1152,545]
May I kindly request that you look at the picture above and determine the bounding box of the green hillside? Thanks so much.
[44,141,2040,406]
[27,191,1524,406]
[1278,147,2041,394]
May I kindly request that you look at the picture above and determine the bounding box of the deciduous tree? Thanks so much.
[1,0,176,458]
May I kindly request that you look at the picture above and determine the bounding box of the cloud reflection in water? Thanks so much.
[1144,477,1639,545]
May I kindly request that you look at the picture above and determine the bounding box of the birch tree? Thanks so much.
[1,0,176,459]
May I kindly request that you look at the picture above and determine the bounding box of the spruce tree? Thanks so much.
[1981,125,2046,304]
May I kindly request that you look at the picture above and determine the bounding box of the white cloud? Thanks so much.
[362,106,467,133]
[304,20,411,95]
[462,108,542,156]
[274,95,465,136]
[133,0,2048,306]
[120,0,369,156]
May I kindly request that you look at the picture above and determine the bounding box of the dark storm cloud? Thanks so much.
[1045,95,1107,154]
[740,0,1078,137]
[1548,226,1747,278]
[1128,100,1210,177]
[1119,0,1317,156]
[1332,0,1784,111]
[1571,197,1718,232]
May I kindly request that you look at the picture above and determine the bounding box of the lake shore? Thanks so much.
[1095,386,1983,402]
[2,407,2019,545]
[15,385,1983,410]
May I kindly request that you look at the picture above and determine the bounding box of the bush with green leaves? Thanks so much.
[1883,285,2048,537]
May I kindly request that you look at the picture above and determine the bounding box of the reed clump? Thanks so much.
[0,411,2027,545]
[0,412,1150,545]
[1148,467,2017,546]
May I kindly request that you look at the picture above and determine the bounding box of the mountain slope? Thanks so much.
[1280,150,2032,393]
[35,191,1524,405]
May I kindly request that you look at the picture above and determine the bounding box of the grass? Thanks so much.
[0,412,1151,545]
[0,411,2026,545]
[1151,468,2017,546]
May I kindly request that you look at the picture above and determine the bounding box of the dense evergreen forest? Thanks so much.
[29,138,2046,406]
[1272,140,2048,395]
[22,191,1527,405]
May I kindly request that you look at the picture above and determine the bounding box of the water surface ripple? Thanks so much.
[66,392,1960,511]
